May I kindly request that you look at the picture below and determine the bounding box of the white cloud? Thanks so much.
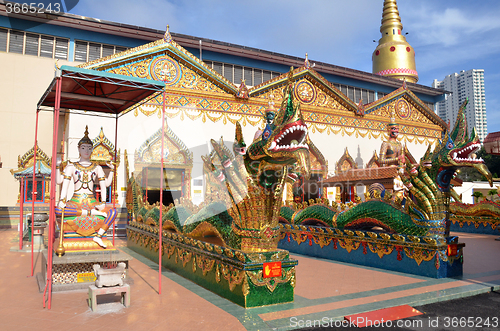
[403,3,500,47]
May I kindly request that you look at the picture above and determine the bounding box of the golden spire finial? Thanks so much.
[304,53,310,68]
[163,25,172,43]
[372,0,418,83]
[380,0,403,36]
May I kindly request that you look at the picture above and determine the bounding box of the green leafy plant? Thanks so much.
[488,189,498,202]
[472,191,484,204]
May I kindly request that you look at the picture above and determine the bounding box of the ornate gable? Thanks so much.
[10,145,51,179]
[335,148,357,174]
[250,67,358,115]
[365,83,446,128]
[366,151,380,168]
[16,145,51,169]
[107,55,228,95]
[135,120,193,169]
[91,127,120,166]
[309,139,328,176]
[79,28,238,96]
[363,83,446,144]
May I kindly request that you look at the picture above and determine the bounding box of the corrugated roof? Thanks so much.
[11,161,51,179]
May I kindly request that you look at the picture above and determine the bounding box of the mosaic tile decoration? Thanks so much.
[52,262,126,285]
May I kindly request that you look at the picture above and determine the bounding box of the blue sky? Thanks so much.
[68,0,500,134]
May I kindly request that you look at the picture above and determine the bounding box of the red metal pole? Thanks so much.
[112,116,118,246]
[44,74,62,309]
[19,177,24,250]
[158,88,166,294]
[30,110,40,276]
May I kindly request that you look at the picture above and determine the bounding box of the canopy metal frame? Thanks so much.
[34,65,166,309]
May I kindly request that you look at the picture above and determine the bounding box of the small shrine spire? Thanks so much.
[163,25,172,43]
[372,0,418,83]
[304,53,310,69]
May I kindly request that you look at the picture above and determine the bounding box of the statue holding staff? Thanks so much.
[56,126,117,249]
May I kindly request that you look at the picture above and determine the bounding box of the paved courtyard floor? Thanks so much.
[1,229,499,330]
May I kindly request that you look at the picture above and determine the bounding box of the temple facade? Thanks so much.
[0,1,447,228]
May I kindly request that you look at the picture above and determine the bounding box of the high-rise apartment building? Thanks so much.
[432,69,487,141]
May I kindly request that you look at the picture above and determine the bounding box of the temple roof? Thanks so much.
[335,148,358,174]
[323,166,399,186]
[78,27,239,97]
[91,127,119,164]
[10,145,52,179]
[364,81,447,130]
[11,160,51,179]
[249,66,359,114]
[483,131,500,155]
[135,118,193,166]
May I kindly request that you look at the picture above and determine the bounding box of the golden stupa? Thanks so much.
[372,0,418,83]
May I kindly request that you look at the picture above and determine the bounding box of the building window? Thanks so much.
[0,28,69,59]
[9,30,23,54]
[201,61,282,86]
[263,70,271,83]
[347,87,354,101]
[213,61,223,75]
[88,42,101,61]
[244,67,253,86]
[354,88,361,104]
[102,44,114,57]
[54,38,68,59]
[74,40,87,61]
[0,28,7,52]
[223,63,233,81]
[40,35,54,58]
[25,33,39,56]
[234,65,243,84]
[254,70,262,85]
[74,40,128,62]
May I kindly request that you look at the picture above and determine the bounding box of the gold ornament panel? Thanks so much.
[257,78,346,113]
[109,57,441,146]
[368,97,435,126]
[107,54,227,95]
[131,91,440,145]
[141,137,187,165]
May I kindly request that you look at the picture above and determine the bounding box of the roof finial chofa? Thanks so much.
[164,25,172,43]
[304,53,310,69]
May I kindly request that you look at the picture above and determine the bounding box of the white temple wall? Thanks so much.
[65,105,438,208]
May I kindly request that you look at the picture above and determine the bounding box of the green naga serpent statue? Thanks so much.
[127,69,312,252]
[281,99,493,239]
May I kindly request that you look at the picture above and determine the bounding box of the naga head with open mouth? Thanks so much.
[434,99,492,188]
[246,68,311,183]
